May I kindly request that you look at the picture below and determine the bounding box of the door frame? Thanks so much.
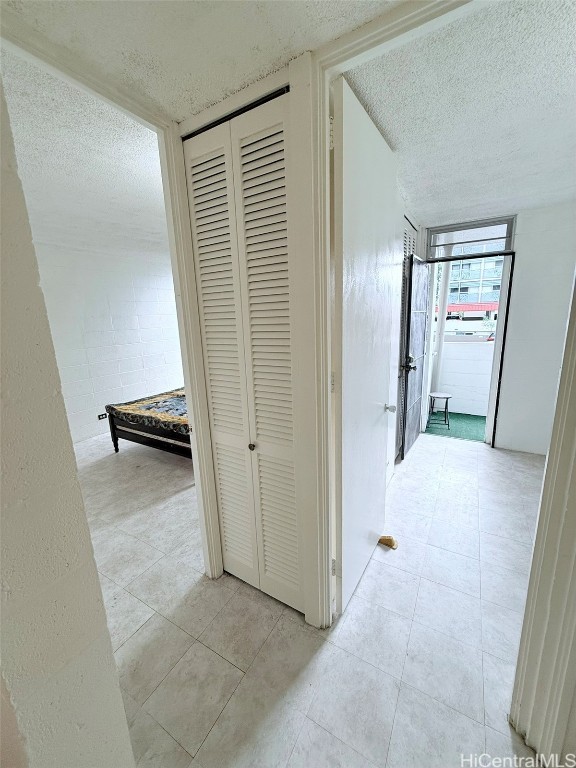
[510,286,576,758]
[168,61,329,625]
[1,32,329,623]
[313,0,478,621]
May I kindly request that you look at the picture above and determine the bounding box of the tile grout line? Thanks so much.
[131,705,195,763]
[107,481,199,540]
[112,609,162,656]
[106,591,157,653]
[480,567,487,751]
[119,614,197,705]
[189,612,285,762]
[139,641,247,760]
[90,501,198,554]
[385,525,534,583]
[193,588,287,674]
[282,712,307,768]
[401,678,486,729]
[127,593,283,758]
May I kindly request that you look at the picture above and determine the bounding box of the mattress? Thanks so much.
[105,388,190,435]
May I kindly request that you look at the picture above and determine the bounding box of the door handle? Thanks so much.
[401,355,416,372]
[384,404,397,413]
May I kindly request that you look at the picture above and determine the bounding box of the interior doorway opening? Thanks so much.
[326,8,574,752]
[328,80,548,758]
[426,218,515,447]
[396,217,514,459]
[1,48,207,748]
[423,218,515,448]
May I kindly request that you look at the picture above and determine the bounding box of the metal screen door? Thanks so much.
[399,253,429,459]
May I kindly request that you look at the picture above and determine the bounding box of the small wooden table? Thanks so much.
[428,392,452,429]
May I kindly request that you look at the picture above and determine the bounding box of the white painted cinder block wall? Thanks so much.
[0,86,134,768]
[496,201,576,455]
[1,51,184,445]
[38,244,184,443]
[437,340,495,417]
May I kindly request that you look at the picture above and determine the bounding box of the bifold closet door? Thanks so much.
[230,95,303,611]
[184,95,304,612]
[183,124,260,589]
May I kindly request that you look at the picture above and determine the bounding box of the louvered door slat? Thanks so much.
[240,108,293,442]
[184,125,259,588]
[231,95,302,611]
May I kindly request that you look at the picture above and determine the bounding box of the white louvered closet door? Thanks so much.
[183,125,260,589]
[230,96,303,611]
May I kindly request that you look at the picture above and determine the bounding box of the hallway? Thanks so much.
[78,432,544,767]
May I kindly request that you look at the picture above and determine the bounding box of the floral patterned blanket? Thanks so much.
[105,388,190,435]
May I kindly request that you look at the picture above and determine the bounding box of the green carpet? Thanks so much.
[426,411,486,442]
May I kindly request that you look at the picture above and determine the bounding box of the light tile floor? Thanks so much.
[77,431,545,768]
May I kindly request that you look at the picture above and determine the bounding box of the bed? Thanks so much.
[105,388,192,459]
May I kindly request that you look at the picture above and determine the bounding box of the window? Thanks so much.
[480,286,499,301]
[427,217,514,260]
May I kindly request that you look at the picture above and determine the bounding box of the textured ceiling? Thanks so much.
[2,0,399,123]
[346,0,576,225]
[1,48,167,254]
[3,0,574,234]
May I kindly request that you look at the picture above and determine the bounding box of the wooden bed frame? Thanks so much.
[108,413,192,459]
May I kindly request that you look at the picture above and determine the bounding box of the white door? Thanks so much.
[184,96,304,611]
[184,124,260,589]
[333,77,403,612]
[230,97,303,611]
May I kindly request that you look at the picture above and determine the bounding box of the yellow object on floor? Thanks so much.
[378,535,398,550]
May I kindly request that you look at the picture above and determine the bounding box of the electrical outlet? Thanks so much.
[98,413,107,421]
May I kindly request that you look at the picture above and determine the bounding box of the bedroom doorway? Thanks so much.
[2,48,207,655]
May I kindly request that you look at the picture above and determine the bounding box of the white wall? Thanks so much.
[510,275,576,758]
[0,86,134,768]
[2,50,183,444]
[436,339,495,416]
[39,246,184,443]
[496,202,576,454]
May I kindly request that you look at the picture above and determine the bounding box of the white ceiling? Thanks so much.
[2,48,168,255]
[2,0,399,123]
[346,0,576,225]
[3,0,574,235]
